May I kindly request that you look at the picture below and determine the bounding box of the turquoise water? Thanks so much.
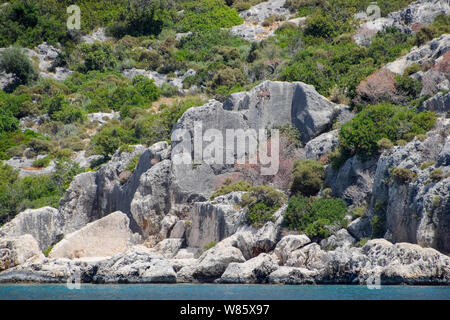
[0,284,449,300]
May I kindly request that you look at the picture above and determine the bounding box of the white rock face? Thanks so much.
[219,253,279,283]
[320,229,356,250]
[268,266,319,284]
[178,245,246,282]
[0,207,62,250]
[186,192,246,248]
[49,211,140,259]
[354,0,450,46]
[304,130,339,160]
[0,235,43,271]
[93,251,177,283]
[80,28,112,44]
[274,235,311,265]
[150,238,183,259]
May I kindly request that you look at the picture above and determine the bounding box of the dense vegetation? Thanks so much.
[331,103,436,166]
[0,0,445,237]
[284,195,348,239]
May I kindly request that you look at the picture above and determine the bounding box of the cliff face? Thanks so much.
[0,80,449,285]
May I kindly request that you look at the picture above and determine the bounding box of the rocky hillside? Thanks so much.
[0,0,449,285]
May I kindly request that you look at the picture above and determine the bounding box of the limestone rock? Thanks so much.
[274,235,311,265]
[0,207,62,250]
[268,266,319,284]
[219,253,279,284]
[0,235,42,271]
[347,217,372,240]
[325,155,378,205]
[285,243,326,270]
[93,251,177,283]
[304,130,339,160]
[186,192,246,248]
[188,245,246,282]
[49,211,140,259]
[150,238,183,259]
[320,229,356,251]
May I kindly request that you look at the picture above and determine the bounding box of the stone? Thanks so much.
[325,155,378,206]
[320,229,356,250]
[130,159,172,238]
[49,211,140,259]
[170,220,187,238]
[347,217,372,240]
[159,214,179,238]
[274,235,311,265]
[0,207,62,250]
[0,235,42,271]
[93,251,177,283]
[285,243,326,270]
[150,238,183,259]
[304,130,339,160]
[190,245,246,282]
[419,91,450,115]
[186,192,246,248]
[369,120,450,253]
[268,266,319,284]
[60,143,166,235]
[219,253,279,284]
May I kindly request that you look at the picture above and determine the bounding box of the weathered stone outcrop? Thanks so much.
[0,207,62,250]
[354,0,450,46]
[50,211,140,259]
[320,229,356,251]
[325,155,378,205]
[219,253,279,284]
[0,235,42,272]
[59,143,168,235]
[93,251,177,283]
[419,91,450,115]
[186,192,246,249]
[304,130,339,160]
[369,119,450,254]
[273,234,311,265]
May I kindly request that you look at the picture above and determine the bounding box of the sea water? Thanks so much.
[0,284,449,300]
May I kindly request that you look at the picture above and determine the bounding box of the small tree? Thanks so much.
[291,160,325,196]
[0,47,37,91]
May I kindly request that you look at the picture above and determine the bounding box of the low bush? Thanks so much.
[0,46,37,91]
[429,169,444,182]
[290,160,325,196]
[241,185,287,228]
[284,195,348,239]
[210,180,253,200]
[391,168,418,184]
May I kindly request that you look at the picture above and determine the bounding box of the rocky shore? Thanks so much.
[0,79,449,286]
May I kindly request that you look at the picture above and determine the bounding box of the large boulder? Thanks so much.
[273,234,311,265]
[268,266,319,284]
[0,235,42,272]
[320,229,356,250]
[93,251,176,283]
[419,91,450,115]
[178,245,246,282]
[360,239,450,285]
[150,238,183,259]
[130,159,172,239]
[49,211,140,259]
[304,130,339,160]
[325,155,378,206]
[186,192,247,249]
[0,207,62,250]
[219,253,279,284]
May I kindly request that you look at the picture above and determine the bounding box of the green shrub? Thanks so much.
[351,206,367,218]
[432,196,442,208]
[391,168,418,184]
[371,215,386,238]
[0,161,84,225]
[81,42,118,72]
[377,138,394,152]
[0,109,19,134]
[203,241,217,250]
[337,103,436,161]
[429,169,443,182]
[43,245,53,257]
[125,154,140,173]
[179,0,243,32]
[28,138,53,154]
[132,75,161,101]
[421,161,436,170]
[291,160,325,196]
[284,195,348,239]
[403,63,421,76]
[0,46,37,91]
[394,74,423,101]
[211,180,253,199]
[32,156,51,168]
[241,185,287,228]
